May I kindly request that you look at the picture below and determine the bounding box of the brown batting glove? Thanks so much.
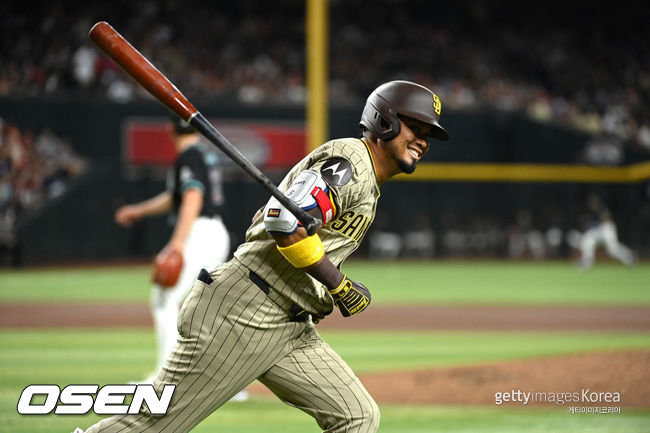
[328,275,371,317]
[152,248,183,288]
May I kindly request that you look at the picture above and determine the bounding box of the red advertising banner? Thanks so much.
[123,119,306,169]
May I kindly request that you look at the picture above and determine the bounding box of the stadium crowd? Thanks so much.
[367,207,567,261]
[0,118,85,262]
[1,1,648,150]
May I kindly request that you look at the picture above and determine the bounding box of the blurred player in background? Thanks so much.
[114,117,247,400]
[83,80,449,433]
[577,193,636,269]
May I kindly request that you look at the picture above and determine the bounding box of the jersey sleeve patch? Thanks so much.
[320,158,353,187]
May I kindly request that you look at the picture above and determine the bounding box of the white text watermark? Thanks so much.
[17,384,175,415]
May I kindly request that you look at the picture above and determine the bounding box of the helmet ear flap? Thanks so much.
[376,109,400,141]
[360,101,401,141]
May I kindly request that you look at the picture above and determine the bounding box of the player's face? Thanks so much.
[384,116,432,174]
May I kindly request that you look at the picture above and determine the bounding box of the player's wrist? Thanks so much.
[165,238,185,255]
[130,204,147,219]
[302,254,345,290]
[328,275,350,297]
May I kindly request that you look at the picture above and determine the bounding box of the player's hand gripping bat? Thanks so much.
[89,21,321,235]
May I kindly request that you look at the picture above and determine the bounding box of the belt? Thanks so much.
[248,270,323,323]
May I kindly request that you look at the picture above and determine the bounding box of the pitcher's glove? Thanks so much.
[329,276,371,317]
[152,248,183,288]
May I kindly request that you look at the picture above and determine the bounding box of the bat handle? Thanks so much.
[188,113,322,235]
[301,213,322,236]
[269,190,321,235]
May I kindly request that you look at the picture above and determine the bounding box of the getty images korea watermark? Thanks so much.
[17,384,175,415]
[494,389,623,414]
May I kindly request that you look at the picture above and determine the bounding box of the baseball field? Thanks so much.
[1,260,649,432]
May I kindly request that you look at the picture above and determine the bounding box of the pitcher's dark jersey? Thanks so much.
[169,143,225,217]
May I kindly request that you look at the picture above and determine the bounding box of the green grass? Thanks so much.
[342,260,650,306]
[4,397,649,433]
[1,329,649,432]
[322,331,650,372]
[2,330,650,382]
[1,261,648,305]
[0,267,150,302]
[373,405,650,433]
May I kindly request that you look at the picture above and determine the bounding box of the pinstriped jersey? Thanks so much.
[233,137,380,317]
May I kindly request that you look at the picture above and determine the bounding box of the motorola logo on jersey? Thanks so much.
[321,158,353,186]
[17,384,175,415]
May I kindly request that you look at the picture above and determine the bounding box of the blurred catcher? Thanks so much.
[114,117,242,399]
[84,80,449,433]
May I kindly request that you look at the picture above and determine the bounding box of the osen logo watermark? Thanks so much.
[17,384,175,415]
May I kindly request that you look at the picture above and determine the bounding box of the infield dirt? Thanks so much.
[2,303,650,331]
[2,302,648,408]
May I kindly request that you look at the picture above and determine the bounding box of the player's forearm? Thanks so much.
[169,189,203,247]
[304,256,345,289]
[135,191,173,217]
[271,222,342,289]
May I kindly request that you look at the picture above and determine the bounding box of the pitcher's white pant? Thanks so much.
[150,216,230,372]
[579,221,634,269]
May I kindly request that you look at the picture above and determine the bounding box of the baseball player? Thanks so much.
[578,193,635,269]
[114,117,235,390]
[82,80,449,433]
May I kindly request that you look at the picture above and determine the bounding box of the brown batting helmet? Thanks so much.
[360,80,449,141]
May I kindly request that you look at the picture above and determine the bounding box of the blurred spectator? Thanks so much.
[581,134,625,166]
[71,44,97,89]
[439,212,507,258]
[36,128,86,198]
[368,212,403,259]
[402,214,435,258]
[440,212,469,258]
[507,209,547,260]
[0,118,85,265]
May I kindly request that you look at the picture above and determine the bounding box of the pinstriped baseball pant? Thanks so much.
[85,260,379,433]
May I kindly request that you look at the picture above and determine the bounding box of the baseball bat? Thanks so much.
[88,21,321,235]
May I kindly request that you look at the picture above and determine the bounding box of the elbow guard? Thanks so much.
[263,170,336,235]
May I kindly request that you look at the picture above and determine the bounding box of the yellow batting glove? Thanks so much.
[328,275,371,317]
